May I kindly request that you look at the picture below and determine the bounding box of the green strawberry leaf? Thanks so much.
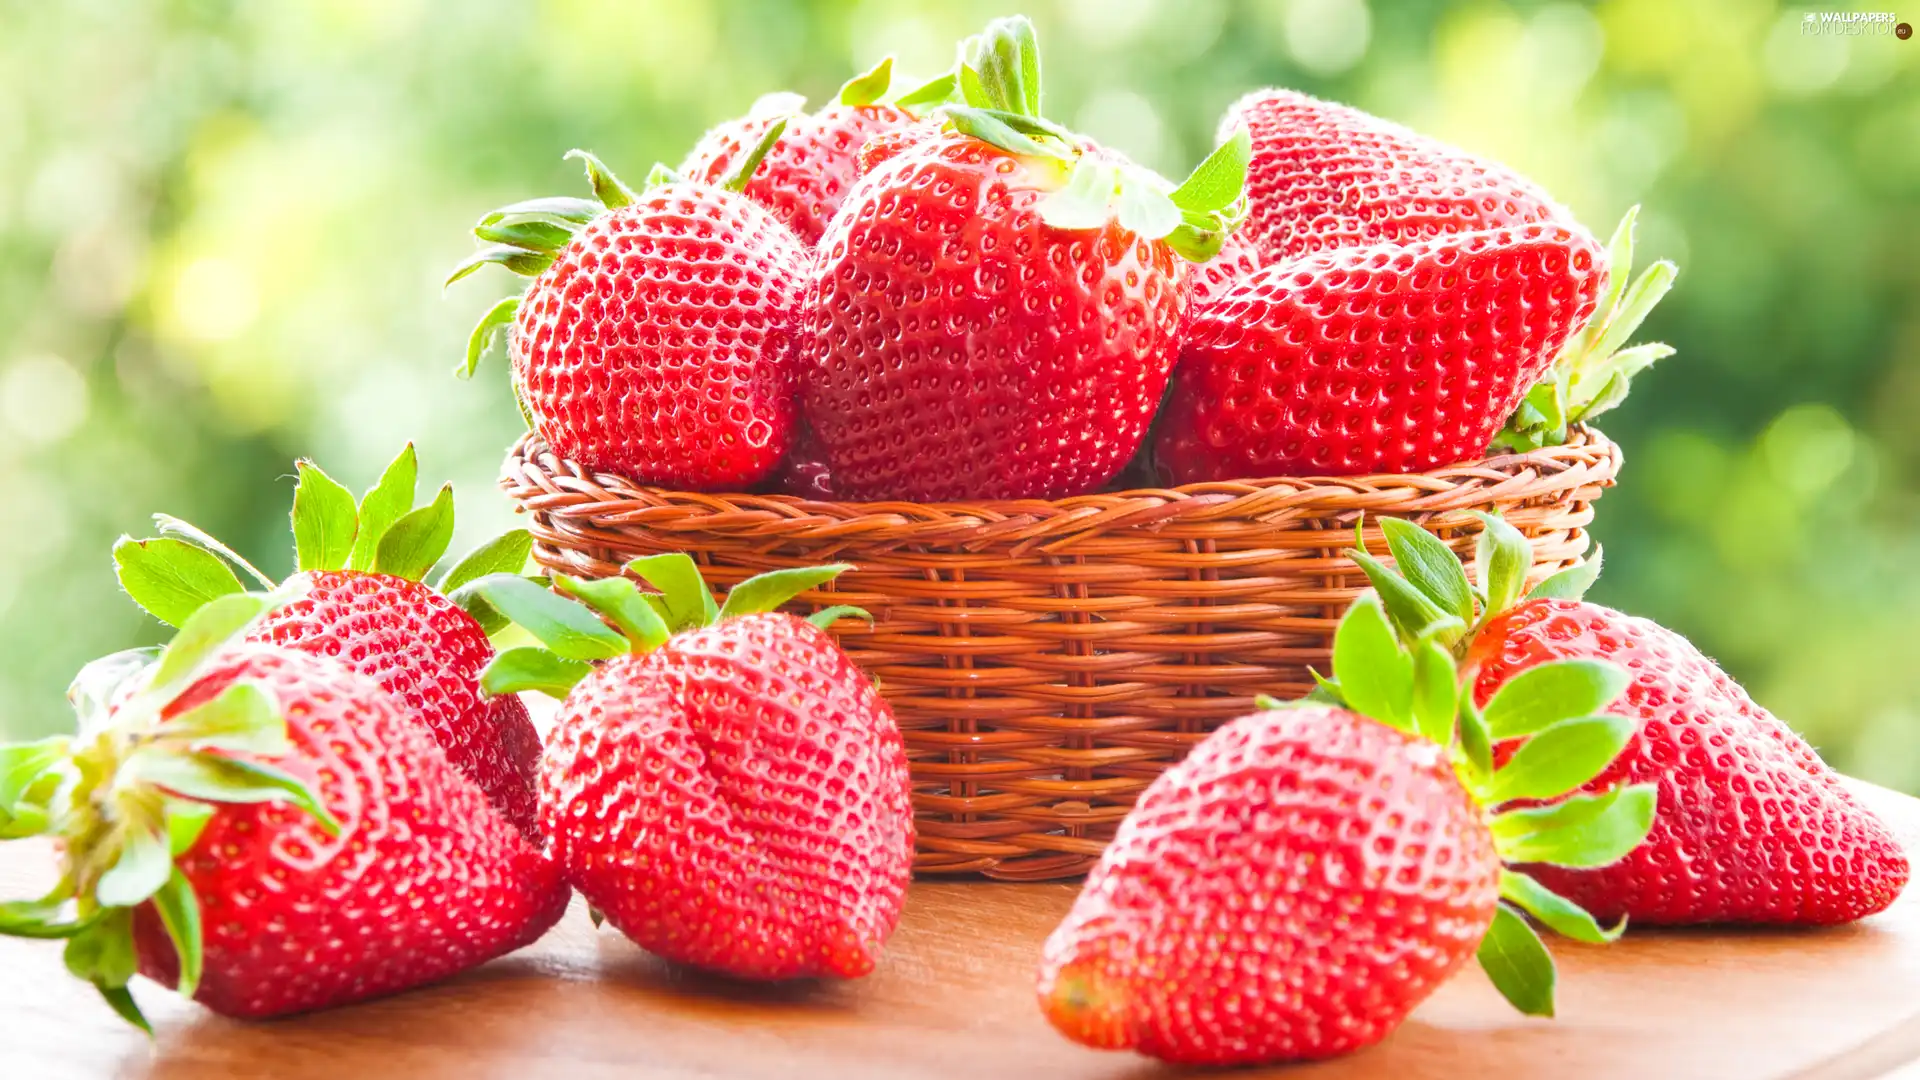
[1036,155,1117,231]
[964,15,1042,117]
[95,811,170,909]
[1349,547,1465,645]
[895,72,958,111]
[721,116,793,195]
[1168,126,1252,215]
[1379,517,1474,627]
[1470,511,1532,620]
[480,646,593,699]
[719,565,854,620]
[1483,660,1630,740]
[476,196,603,231]
[472,217,574,253]
[128,750,341,837]
[944,105,1068,162]
[96,984,152,1036]
[143,592,277,702]
[444,244,556,288]
[291,461,359,574]
[1493,783,1658,869]
[150,869,204,998]
[1489,715,1638,804]
[439,529,534,595]
[165,798,215,857]
[465,573,630,660]
[839,55,894,107]
[162,681,289,757]
[66,909,141,993]
[625,553,720,631]
[372,484,455,583]
[1477,902,1557,1017]
[113,537,246,629]
[1410,638,1458,746]
[552,575,669,651]
[0,891,91,939]
[1458,695,1494,789]
[349,444,418,571]
[564,149,637,210]
[807,604,873,631]
[1500,870,1626,945]
[152,514,276,589]
[1328,594,1413,732]
[0,738,67,811]
[1526,547,1604,602]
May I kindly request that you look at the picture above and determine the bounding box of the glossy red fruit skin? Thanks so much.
[511,182,810,490]
[1038,706,1499,1066]
[1469,599,1910,926]
[802,132,1190,501]
[681,104,920,246]
[133,647,569,1019]
[542,613,913,980]
[1224,89,1566,265]
[1190,230,1263,315]
[248,570,541,839]
[1154,222,1604,481]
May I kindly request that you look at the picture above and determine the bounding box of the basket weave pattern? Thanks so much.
[501,427,1621,880]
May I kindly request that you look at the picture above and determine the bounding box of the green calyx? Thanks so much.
[838,55,894,107]
[114,444,532,633]
[1495,206,1679,453]
[1278,572,1654,1019]
[0,592,340,1032]
[469,556,867,699]
[913,15,1249,262]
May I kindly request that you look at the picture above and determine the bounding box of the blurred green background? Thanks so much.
[1,0,1916,784]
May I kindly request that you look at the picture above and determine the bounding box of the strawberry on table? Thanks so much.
[450,123,811,491]
[1225,87,1570,265]
[1354,512,1909,925]
[111,445,544,839]
[680,57,921,247]
[472,558,912,981]
[800,16,1251,501]
[0,594,569,1026]
[1038,589,1656,1065]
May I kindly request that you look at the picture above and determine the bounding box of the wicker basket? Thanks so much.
[500,426,1621,880]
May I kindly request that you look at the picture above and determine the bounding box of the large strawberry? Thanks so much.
[111,445,543,837]
[680,58,920,246]
[450,125,810,491]
[1038,591,1654,1065]
[1153,221,1605,481]
[799,16,1251,500]
[1224,87,1568,265]
[472,558,912,980]
[1351,511,1909,925]
[0,594,568,1026]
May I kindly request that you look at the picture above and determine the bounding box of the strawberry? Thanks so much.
[472,558,912,980]
[1224,88,1568,265]
[450,126,810,491]
[1038,589,1654,1065]
[680,59,920,247]
[1153,220,1606,481]
[1189,229,1262,314]
[0,594,568,1026]
[1351,511,1910,925]
[112,446,543,838]
[799,16,1251,500]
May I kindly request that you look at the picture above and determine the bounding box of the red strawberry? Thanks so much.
[1224,88,1567,265]
[1153,221,1605,481]
[1039,591,1652,1065]
[799,17,1250,500]
[1354,512,1909,927]
[113,446,543,838]
[680,60,921,246]
[1189,229,1262,314]
[474,558,913,980]
[451,134,810,490]
[0,596,568,1026]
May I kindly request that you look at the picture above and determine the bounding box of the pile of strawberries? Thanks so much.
[0,13,1908,1071]
[450,18,1671,502]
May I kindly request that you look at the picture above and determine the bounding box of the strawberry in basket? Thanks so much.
[470,558,912,980]
[1154,203,1678,480]
[1352,512,1908,925]
[449,123,810,491]
[680,57,920,247]
[1039,590,1653,1065]
[111,445,544,838]
[800,15,1251,501]
[0,594,567,1026]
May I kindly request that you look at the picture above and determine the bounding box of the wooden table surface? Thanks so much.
[6,779,1920,1080]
